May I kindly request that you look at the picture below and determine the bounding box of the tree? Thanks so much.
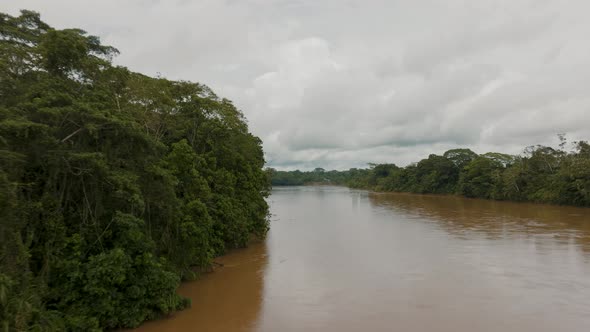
[458,156,503,198]
[0,10,269,330]
[414,154,458,194]
[443,148,478,169]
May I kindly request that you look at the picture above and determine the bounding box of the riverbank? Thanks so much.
[132,186,590,331]
[274,183,590,209]
[269,143,590,208]
[130,242,268,331]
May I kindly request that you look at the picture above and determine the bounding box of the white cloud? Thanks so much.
[3,0,590,170]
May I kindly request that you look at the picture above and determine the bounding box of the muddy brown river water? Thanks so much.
[136,186,590,332]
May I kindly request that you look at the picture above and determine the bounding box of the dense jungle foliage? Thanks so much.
[271,136,590,207]
[0,11,270,331]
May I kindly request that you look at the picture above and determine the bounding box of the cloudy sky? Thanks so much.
[3,0,590,170]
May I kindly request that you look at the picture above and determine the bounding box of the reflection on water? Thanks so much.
[369,192,590,254]
[136,186,590,332]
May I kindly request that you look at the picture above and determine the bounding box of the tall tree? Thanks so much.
[0,10,269,331]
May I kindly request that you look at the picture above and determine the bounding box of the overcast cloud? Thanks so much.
[3,0,590,170]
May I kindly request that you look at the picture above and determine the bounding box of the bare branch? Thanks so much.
[61,127,84,143]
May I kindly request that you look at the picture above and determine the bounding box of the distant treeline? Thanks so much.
[1,11,269,331]
[269,167,360,186]
[270,136,590,207]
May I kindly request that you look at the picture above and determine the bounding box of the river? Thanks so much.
[136,186,590,331]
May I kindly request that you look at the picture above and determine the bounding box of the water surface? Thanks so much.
[137,186,590,331]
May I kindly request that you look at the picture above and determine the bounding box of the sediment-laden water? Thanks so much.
[136,186,590,332]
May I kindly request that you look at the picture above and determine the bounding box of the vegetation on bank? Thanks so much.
[0,11,270,331]
[270,136,590,207]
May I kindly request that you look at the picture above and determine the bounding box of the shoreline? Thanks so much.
[272,184,590,210]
